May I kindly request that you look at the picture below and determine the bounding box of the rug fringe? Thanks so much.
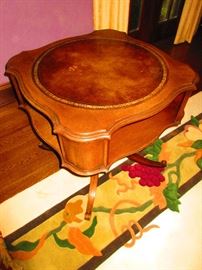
[0,231,23,270]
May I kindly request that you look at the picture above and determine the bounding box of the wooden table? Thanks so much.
[5,30,198,219]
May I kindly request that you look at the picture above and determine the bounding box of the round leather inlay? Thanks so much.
[34,38,166,109]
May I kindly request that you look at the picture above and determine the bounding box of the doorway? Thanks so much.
[128,0,185,42]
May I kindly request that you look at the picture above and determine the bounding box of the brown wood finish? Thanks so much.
[0,83,16,107]
[5,30,198,219]
[0,98,59,203]
[128,153,167,167]
[85,174,99,220]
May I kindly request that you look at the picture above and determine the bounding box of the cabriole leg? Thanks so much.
[85,174,99,220]
[128,153,166,167]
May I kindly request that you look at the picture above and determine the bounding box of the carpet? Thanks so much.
[3,114,202,270]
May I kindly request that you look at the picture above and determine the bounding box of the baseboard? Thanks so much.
[0,82,15,107]
[0,82,11,91]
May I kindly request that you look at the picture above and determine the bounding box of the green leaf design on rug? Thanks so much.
[83,216,97,237]
[53,216,97,249]
[190,115,199,127]
[8,239,40,252]
[8,221,67,252]
[163,182,181,212]
[93,200,153,214]
[196,158,202,169]
[53,233,75,249]
[144,139,163,161]
[192,140,202,149]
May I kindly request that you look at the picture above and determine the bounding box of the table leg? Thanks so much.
[128,153,166,167]
[85,174,99,220]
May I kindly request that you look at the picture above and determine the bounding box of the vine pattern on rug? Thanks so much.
[7,116,202,260]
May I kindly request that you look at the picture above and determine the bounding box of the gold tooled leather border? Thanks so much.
[33,37,167,110]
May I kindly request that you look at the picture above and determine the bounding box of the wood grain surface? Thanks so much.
[0,87,59,203]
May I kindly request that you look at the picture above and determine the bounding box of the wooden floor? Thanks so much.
[0,88,59,203]
[0,28,201,203]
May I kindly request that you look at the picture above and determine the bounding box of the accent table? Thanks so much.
[5,30,198,219]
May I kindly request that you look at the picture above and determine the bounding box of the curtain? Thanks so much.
[93,0,130,33]
[174,0,202,44]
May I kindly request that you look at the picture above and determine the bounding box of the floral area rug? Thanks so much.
[3,114,202,270]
